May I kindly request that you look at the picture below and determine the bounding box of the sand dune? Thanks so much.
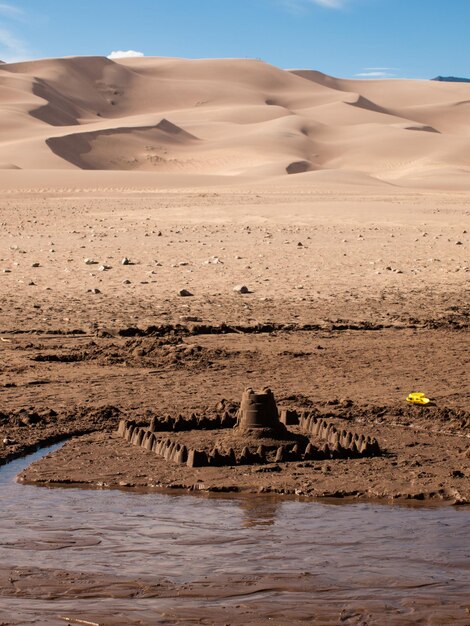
[1,56,469,188]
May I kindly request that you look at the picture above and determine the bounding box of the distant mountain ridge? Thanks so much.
[432,76,470,83]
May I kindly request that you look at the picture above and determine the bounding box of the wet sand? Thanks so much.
[18,391,470,503]
[2,324,469,503]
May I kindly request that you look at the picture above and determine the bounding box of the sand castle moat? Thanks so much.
[117,387,382,469]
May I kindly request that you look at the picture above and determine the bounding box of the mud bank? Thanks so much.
[19,418,469,503]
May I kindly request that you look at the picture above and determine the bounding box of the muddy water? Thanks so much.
[1,447,469,625]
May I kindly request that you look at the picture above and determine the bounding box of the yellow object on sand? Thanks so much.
[406,392,430,405]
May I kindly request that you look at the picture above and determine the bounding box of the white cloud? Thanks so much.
[0,26,29,62]
[308,0,344,7]
[108,49,144,59]
[0,2,24,18]
[278,0,345,11]
[0,3,30,62]
[355,71,396,78]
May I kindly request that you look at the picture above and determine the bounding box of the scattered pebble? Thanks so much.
[233,285,250,294]
[121,257,131,265]
[179,315,202,322]
[178,289,193,297]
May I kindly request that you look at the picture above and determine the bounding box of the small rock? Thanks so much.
[84,258,97,265]
[2,438,15,446]
[178,289,193,297]
[122,279,131,285]
[98,265,111,272]
[456,241,463,246]
[3,269,11,273]
[233,284,250,294]
[205,256,223,264]
[121,257,131,265]
[31,262,40,268]
[88,288,101,294]
[179,315,202,322]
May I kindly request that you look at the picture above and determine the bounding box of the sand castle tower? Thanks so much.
[236,387,287,435]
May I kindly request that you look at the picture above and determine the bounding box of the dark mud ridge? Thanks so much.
[2,304,468,339]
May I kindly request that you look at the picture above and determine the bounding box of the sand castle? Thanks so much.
[116,387,381,468]
[236,387,286,433]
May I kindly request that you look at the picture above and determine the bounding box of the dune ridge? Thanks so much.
[1,55,469,188]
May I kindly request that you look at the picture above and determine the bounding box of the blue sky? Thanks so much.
[0,0,469,79]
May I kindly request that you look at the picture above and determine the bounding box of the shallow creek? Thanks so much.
[1,445,469,625]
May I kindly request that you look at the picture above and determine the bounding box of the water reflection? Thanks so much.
[238,494,279,527]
